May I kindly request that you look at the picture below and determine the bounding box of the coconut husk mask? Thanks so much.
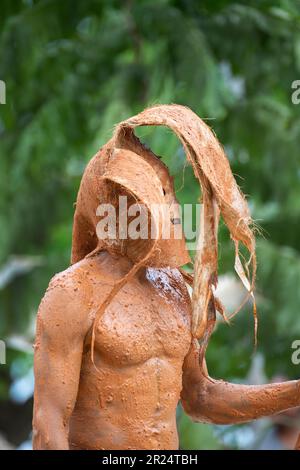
[71,104,256,355]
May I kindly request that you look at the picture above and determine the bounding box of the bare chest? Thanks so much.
[91,268,192,366]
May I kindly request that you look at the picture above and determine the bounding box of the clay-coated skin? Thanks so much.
[33,250,300,450]
[33,251,192,450]
[181,342,300,426]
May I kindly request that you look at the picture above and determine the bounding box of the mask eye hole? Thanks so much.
[162,188,166,196]
[171,217,181,225]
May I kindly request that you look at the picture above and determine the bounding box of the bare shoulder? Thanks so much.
[36,257,97,342]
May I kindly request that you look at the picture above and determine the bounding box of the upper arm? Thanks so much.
[180,339,209,414]
[33,271,93,424]
[182,339,207,381]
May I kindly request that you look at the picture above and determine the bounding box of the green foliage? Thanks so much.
[178,408,222,450]
[1,0,300,449]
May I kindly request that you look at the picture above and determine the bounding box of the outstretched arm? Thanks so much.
[33,272,93,449]
[181,340,300,425]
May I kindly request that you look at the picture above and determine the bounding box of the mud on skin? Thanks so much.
[33,105,300,450]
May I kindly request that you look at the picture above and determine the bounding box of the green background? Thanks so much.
[0,0,300,449]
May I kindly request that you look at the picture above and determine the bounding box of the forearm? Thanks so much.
[33,408,70,450]
[181,374,300,425]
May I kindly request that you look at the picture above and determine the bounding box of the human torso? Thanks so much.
[68,251,192,450]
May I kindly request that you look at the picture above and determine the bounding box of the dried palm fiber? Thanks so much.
[71,104,256,367]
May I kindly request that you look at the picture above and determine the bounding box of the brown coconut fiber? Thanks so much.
[71,104,257,366]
